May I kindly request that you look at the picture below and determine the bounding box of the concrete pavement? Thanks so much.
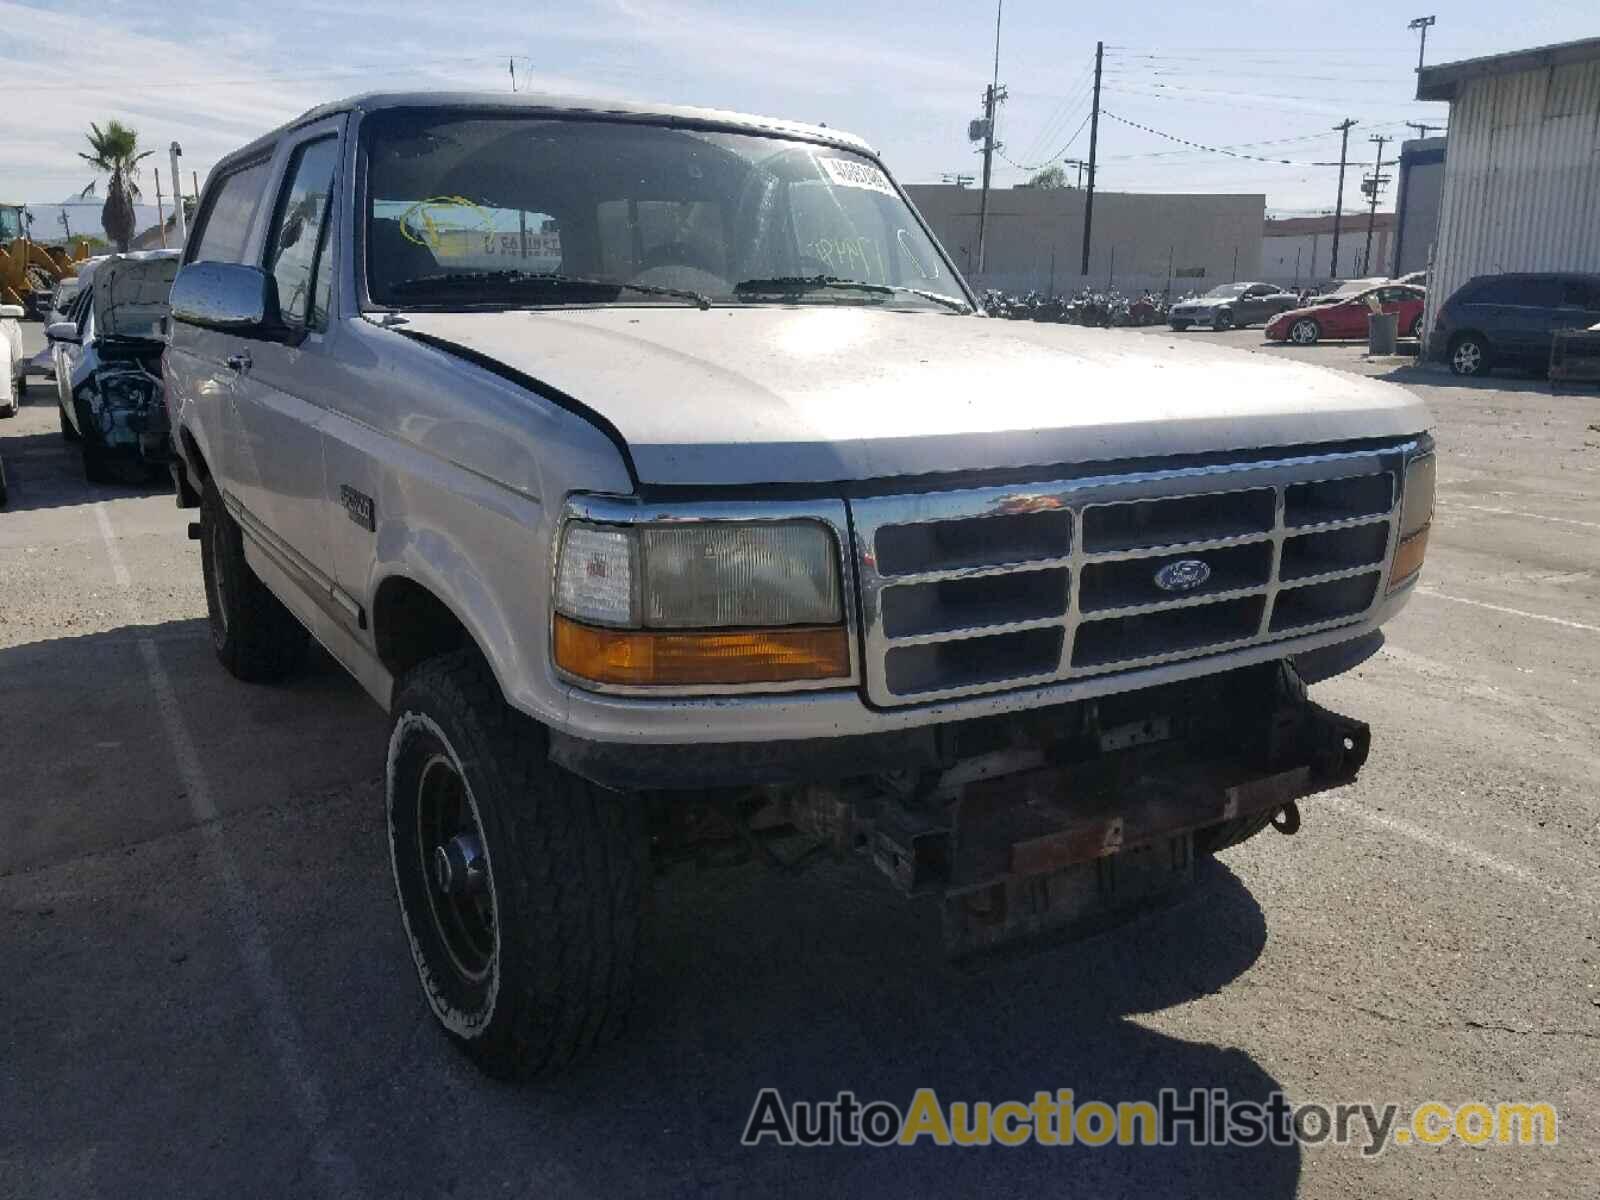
[2,321,1596,1198]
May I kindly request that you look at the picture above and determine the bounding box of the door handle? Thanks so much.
[226,351,253,372]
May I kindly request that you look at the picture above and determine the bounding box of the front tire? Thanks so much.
[200,477,309,682]
[1212,308,1234,331]
[387,651,647,1080]
[1169,320,1190,332]
[1407,314,1424,339]
[58,401,80,441]
[1449,333,1491,377]
[1289,318,1321,345]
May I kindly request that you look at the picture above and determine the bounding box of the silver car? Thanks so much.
[1168,281,1300,330]
[166,93,1434,1081]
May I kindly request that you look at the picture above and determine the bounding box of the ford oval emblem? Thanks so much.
[1154,558,1212,593]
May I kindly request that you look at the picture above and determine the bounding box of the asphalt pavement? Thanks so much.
[2,321,1596,1198]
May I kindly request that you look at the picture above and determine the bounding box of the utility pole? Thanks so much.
[1079,39,1103,276]
[59,209,72,242]
[1362,135,1391,275]
[1408,15,1436,75]
[1405,120,1443,138]
[169,142,186,244]
[974,0,1006,276]
[1329,118,1357,280]
[1063,158,1088,188]
[154,168,167,248]
[509,57,517,91]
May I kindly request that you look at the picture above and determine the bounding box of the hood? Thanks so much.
[398,306,1430,486]
[1268,304,1320,324]
[93,252,180,339]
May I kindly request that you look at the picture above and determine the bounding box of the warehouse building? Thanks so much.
[1261,213,1395,287]
[904,184,1263,296]
[1390,137,1447,279]
[1416,36,1600,347]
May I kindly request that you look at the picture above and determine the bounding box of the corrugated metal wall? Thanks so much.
[1423,58,1600,351]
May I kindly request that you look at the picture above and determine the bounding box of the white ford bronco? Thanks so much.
[165,93,1434,1080]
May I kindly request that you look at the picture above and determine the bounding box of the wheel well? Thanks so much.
[1448,329,1488,350]
[174,427,209,507]
[373,577,476,681]
[179,426,211,482]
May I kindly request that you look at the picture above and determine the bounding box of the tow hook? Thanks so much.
[1271,802,1301,836]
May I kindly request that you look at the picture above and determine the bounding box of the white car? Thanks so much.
[45,272,87,327]
[0,302,25,417]
[45,251,179,481]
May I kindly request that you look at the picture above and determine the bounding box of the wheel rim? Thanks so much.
[1453,341,1481,373]
[416,753,496,981]
[1291,320,1317,344]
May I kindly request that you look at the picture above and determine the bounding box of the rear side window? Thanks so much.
[263,137,339,330]
[1504,277,1563,307]
[191,159,272,264]
[1559,279,1600,309]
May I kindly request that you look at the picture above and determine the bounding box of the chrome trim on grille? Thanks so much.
[851,443,1417,706]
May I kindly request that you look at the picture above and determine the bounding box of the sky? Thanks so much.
[4,0,1594,241]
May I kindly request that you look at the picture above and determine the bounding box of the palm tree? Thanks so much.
[79,121,152,252]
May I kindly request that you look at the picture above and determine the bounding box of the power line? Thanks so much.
[999,110,1094,174]
[1015,55,1097,165]
[1101,128,1342,161]
[1097,110,1352,166]
[1100,79,1415,106]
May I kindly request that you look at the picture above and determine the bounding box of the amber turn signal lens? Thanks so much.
[553,615,851,686]
[1387,525,1429,593]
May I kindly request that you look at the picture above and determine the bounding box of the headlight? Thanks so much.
[1387,452,1434,592]
[553,518,850,687]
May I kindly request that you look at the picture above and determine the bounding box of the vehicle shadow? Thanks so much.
[0,427,171,513]
[452,854,1301,1198]
[0,621,384,874]
[2,617,1301,1200]
[1373,363,1588,393]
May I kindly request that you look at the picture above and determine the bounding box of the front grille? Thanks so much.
[850,445,1410,706]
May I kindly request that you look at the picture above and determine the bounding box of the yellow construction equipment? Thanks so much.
[0,204,92,313]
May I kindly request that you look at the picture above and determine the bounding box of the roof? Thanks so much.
[1264,213,1395,237]
[1416,36,1600,101]
[215,91,873,175]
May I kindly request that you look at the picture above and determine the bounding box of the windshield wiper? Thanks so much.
[385,270,711,310]
[733,275,970,313]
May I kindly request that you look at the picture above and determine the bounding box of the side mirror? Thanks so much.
[45,321,80,344]
[170,261,296,342]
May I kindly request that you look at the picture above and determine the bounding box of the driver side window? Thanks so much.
[264,137,339,331]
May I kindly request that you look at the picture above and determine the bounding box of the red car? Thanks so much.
[1265,284,1427,345]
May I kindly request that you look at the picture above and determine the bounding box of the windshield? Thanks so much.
[1203,284,1250,299]
[363,112,969,312]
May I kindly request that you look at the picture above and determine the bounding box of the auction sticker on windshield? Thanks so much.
[819,156,896,197]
